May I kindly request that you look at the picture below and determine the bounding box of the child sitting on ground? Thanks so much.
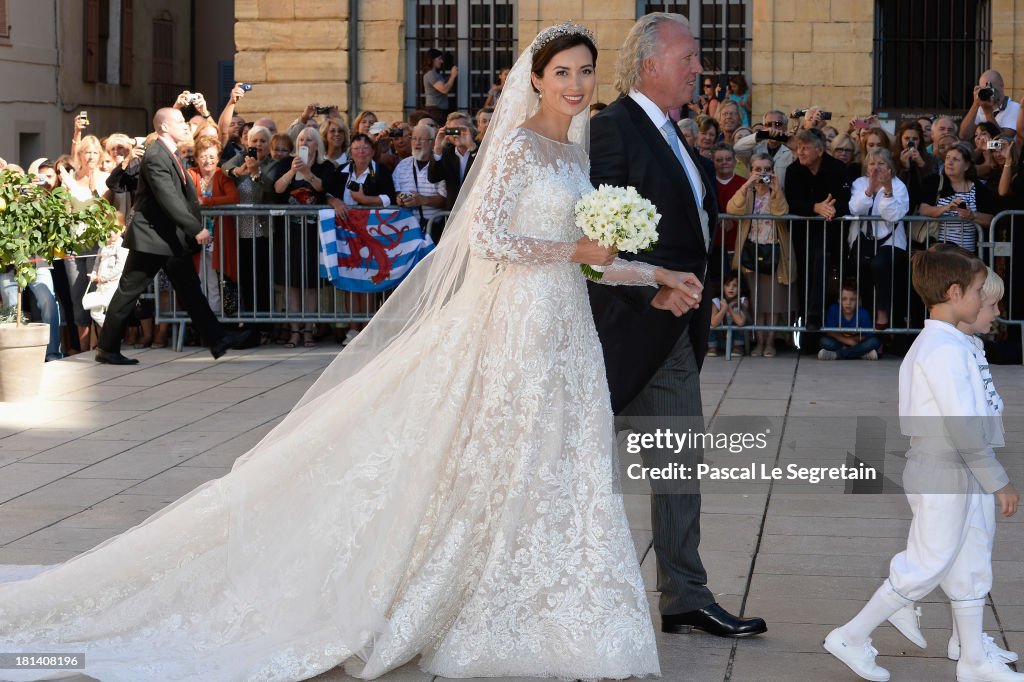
[709,270,749,357]
[819,280,882,360]
[824,245,1021,682]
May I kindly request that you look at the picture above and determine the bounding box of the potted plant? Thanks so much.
[0,168,116,401]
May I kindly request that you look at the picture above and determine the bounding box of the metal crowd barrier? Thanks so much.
[710,214,987,360]
[155,204,447,351]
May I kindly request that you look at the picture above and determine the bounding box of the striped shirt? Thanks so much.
[393,156,446,227]
[936,184,979,252]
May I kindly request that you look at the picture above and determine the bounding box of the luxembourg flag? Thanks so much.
[318,207,435,292]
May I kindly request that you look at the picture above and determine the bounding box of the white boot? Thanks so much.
[887,603,927,648]
[949,633,1020,664]
[824,628,890,682]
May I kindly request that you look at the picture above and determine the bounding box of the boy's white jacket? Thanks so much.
[899,319,1009,494]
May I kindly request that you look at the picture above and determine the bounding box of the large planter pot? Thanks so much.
[0,322,50,402]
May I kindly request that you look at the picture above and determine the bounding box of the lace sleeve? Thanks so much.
[470,131,576,264]
[599,257,659,287]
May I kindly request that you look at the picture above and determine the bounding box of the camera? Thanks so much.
[315,105,331,115]
[759,174,772,184]
[907,139,916,149]
[78,111,90,126]
[792,109,831,120]
[444,127,462,136]
[346,180,362,193]
[246,146,258,158]
[240,83,253,92]
[755,129,789,142]
[987,139,1002,150]
[134,136,147,147]
[978,83,995,102]
[387,128,406,138]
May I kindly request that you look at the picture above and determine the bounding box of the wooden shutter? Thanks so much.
[119,0,133,85]
[84,0,100,82]
[0,1,10,39]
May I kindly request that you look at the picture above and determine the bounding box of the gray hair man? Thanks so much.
[589,11,768,641]
[394,122,447,235]
[734,110,796,189]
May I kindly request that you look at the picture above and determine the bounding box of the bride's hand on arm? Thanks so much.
[651,268,704,316]
[571,237,616,266]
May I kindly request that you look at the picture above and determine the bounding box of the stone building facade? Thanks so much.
[235,0,1024,133]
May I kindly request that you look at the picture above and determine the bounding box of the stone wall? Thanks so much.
[749,0,873,130]
[238,0,1024,134]
[234,0,351,129]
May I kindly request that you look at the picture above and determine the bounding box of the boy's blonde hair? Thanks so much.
[982,267,1004,302]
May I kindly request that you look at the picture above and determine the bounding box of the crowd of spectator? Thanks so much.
[4,64,1024,364]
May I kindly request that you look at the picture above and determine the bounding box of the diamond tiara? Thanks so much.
[532,22,596,53]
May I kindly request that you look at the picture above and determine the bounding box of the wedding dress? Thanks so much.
[0,25,661,682]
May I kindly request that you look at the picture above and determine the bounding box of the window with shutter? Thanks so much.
[120,0,133,85]
[0,1,10,40]
[152,17,176,112]
[84,0,100,82]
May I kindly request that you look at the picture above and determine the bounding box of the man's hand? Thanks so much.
[651,269,704,316]
[450,65,459,78]
[802,106,824,129]
[192,92,210,117]
[195,228,212,246]
[301,103,318,123]
[230,83,246,105]
[995,483,1019,517]
[814,193,837,220]
[973,85,994,113]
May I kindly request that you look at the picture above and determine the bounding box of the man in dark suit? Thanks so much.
[95,108,253,365]
[589,13,767,638]
[427,113,477,241]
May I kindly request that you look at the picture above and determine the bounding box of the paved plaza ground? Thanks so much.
[1,343,1022,682]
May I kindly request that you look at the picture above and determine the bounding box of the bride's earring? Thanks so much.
[538,90,543,99]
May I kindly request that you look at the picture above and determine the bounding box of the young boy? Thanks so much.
[885,268,1020,668]
[823,245,1021,682]
[818,281,882,360]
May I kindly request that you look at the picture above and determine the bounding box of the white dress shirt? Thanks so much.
[629,90,709,248]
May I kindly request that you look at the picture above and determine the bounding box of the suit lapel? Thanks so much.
[621,97,708,251]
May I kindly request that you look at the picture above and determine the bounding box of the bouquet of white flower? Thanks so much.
[574,184,661,281]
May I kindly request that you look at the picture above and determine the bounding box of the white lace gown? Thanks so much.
[0,128,660,681]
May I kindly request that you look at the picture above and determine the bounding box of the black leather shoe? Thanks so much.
[662,603,767,638]
[94,349,140,365]
[210,329,259,360]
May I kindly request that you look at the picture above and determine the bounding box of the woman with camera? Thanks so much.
[918,142,995,253]
[328,133,397,347]
[847,148,911,329]
[728,152,796,358]
[892,120,937,211]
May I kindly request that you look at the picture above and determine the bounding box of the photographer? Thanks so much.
[287,102,341,142]
[172,90,216,137]
[960,69,1020,140]
[218,82,249,163]
[918,142,995,252]
[734,110,795,189]
[972,120,1003,182]
[394,122,447,234]
[422,48,457,123]
[893,120,937,211]
[428,112,477,212]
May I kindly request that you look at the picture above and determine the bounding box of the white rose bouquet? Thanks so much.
[574,184,661,281]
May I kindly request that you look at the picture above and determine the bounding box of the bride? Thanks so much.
[0,23,698,682]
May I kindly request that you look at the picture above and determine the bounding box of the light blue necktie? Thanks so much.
[660,120,710,248]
